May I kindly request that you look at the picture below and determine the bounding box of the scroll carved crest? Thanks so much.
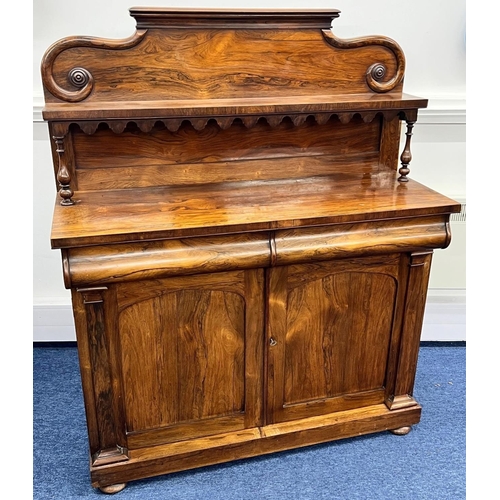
[41,30,147,103]
[321,30,406,93]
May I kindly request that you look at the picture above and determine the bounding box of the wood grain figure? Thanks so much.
[40,7,461,493]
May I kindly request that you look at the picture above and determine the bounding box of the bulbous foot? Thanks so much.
[390,426,412,435]
[99,483,127,494]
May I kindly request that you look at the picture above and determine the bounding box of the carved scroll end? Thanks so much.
[41,30,147,103]
[365,42,406,93]
[444,220,453,249]
[41,41,95,103]
[62,249,72,289]
[321,29,406,93]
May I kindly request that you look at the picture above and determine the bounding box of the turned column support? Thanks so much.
[52,132,75,205]
[398,119,415,182]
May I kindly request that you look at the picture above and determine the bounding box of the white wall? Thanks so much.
[33,0,466,341]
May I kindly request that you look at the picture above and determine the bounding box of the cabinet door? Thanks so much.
[74,269,265,457]
[119,269,265,449]
[266,255,405,424]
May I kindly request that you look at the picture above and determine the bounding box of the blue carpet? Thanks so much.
[33,345,465,499]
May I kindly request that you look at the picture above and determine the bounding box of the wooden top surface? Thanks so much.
[129,7,340,14]
[51,161,460,248]
[42,94,427,121]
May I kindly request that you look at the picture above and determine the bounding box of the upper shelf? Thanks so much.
[42,93,427,123]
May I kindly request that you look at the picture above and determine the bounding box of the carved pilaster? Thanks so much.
[53,135,75,205]
[76,287,128,466]
[386,251,433,410]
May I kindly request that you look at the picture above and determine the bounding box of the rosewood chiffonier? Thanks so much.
[40,7,460,493]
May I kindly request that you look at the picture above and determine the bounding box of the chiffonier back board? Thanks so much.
[41,7,460,493]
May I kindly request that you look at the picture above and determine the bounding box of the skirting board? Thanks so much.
[420,292,466,342]
[33,291,466,342]
[33,304,76,342]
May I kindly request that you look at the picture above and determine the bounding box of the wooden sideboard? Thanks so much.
[40,7,460,494]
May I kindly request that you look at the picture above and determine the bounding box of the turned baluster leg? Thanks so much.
[398,120,414,182]
[53,135,75,205]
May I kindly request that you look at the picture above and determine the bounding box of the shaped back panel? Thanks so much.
[41,9,405,104]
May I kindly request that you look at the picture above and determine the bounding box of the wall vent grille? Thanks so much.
[450,203,466,222]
